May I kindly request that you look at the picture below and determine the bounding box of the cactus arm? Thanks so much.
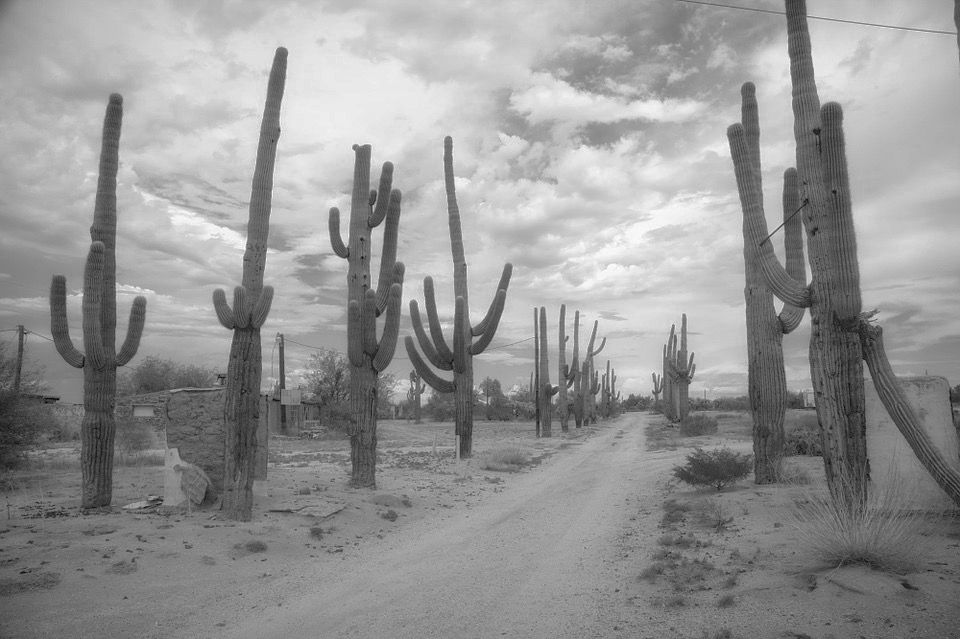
[367,162,394,228]
[405,336,455,393]
[115,295,146,367]
[49,275,85,368]
[212,288,236,329]
[374,191,402,314]
[250,286,274,329]
[547,385,559,397]
[859,323,960,506]
[362,289,378,356]
[778,167,806,333]
[469,288,506,355]
[423,276,455,363]
[328,207,349,258]
[452,296,467,375]
[591,336,606,358]
[409,299,452,371]
[372,280,404,373]
[728,122,811,308]
[232,287,250,329]
[81,242,106,371]
[471,263,513,336]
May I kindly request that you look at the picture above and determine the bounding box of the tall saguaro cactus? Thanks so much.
[573,317,605,427]
[212,47,286,520]
[50,94,147,509]
[728,0,960,508]
[651,373,663,412]
[733,84,807,484]
[328,144,404,488]
[405,137,512,458]
[557,304,577,432]
[537,306,559,437]
[665,315,696,422]
[408,370,426,423]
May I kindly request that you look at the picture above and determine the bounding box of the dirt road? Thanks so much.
[224,413,672,638]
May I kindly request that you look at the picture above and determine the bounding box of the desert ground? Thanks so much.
[1,411,958,639]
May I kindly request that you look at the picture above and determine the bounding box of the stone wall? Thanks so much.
[865,376,960,511]
[163,388,268,493]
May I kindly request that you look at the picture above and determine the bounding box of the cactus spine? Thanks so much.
[405,137,511,458]
[557,304,577,432]
[537,306,559,437]
[328,143,404,489]
[408,370,426,423]
[212,48,286,520]
[733,82,807,484]
[728,0,960,508]
[49,93,147,509]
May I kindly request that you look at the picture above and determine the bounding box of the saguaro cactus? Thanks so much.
[50,93,147,509]
[651,372,663,412]
[733,84,807,484]
[212,47,286,520]
[537,306,559,437]
[328,144,404,488]
[557,304,577,432]
[405,136,512,458]
[574,318,605,426]
[728,0,960,508]
[661,326,676,421]
[665,315,696,422]
[408,370,426,423]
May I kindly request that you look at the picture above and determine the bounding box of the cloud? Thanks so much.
[510,72,707,127]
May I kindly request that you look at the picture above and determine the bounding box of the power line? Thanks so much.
[675,0,958,36]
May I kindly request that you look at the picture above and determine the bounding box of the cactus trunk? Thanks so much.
[735,80,807,484]
[49,94,146,509]
[538,307,557,437]
[557,304,576,433]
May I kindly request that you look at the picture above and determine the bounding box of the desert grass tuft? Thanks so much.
[478,447,530,472]
[790,472,933,574]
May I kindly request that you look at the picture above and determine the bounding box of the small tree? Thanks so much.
[117,355,216,395]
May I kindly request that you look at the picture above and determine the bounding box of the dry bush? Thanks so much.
[673,447,753,491]
[784,411,822,456]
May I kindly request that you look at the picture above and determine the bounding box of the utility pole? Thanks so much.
[14,325,24,395]
[277,332,286,431]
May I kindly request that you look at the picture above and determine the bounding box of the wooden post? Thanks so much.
[14,325,24,395]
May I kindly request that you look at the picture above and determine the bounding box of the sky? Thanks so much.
[0,0,957,404]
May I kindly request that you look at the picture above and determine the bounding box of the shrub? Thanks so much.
[114,418,156,458]
[785,411,822,456]
[673,447,753,491]
[0,392,56,470]
[679,413,718,436]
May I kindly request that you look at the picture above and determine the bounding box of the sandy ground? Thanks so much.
[1,412,958,639]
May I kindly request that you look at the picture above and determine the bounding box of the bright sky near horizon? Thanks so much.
[0,0,957,404]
